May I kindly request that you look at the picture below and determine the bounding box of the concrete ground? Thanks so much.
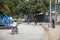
[42,23,60,40]
[48,25,60,40]
[0,23,45,40]
[0,22,60,40]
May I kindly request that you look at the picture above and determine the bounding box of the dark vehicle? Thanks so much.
[35,14,44,22]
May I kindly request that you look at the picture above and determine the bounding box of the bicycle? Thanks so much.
[11,26,18,35]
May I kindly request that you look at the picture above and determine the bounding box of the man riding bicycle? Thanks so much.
[11,19,18,34]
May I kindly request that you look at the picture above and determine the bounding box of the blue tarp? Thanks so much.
[0,14,10,27]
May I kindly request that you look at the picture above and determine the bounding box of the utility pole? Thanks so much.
[50,0,52,27]
[55,0,57,27]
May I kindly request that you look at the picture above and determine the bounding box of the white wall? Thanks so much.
[58,0,60,2]
[57,14,60,22]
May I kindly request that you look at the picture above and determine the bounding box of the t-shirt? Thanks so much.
[12,22,17,27]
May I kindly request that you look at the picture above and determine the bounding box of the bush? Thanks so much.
[13,15,19,19]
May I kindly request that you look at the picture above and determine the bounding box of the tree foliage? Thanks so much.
[16,0,48,15]
[0,0,54,16]
[0,0,11,15]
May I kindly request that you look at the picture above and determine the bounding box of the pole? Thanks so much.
[55,0,56,27]
[50,0,52,27]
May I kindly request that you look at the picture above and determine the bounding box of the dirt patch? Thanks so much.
[40,23,60,40]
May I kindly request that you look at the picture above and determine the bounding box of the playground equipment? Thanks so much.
[0,14,10,28]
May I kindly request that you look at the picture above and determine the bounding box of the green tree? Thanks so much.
[15,0,47,15]
[0,0,54,16]
[0,0,11,15]
[0,0,20,16]
[44,0,55,10]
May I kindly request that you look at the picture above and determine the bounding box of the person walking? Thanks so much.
[52,18,55,28]
[27,15,31,24]
[35,18,37,25]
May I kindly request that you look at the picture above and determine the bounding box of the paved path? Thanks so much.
[47,25,60,40]
[0,23,45,40]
